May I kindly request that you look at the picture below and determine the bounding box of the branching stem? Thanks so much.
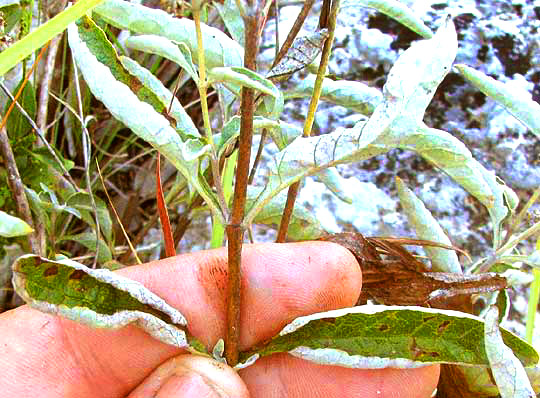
[225,0,265,366]
[276,0,340,242]
[193,2,229,219]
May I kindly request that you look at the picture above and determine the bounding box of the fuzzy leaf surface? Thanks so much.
[209,67,281,98]
[68,15,223,222]
[12,255,188,347]
[316,168,354,204]
[119,55,199,139]
[286,75,383,115]
[350,0,433,38]
[93,0,243,69]
[125,35,199,84]
[239,306,538,369]
[246,18,459,224]
[456,64,540,137]
[396,177,461,273]
[215,0,244,47]
[484,306,536,398]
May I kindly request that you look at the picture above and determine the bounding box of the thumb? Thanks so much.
[128,354,250,398]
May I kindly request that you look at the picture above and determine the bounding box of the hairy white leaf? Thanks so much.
[93,0,243,69]
[456,64,540,137]
[396,177,462,273]
[484,306,536,398]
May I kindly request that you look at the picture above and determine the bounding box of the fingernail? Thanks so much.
[155,373,222,398]
[129,354,248,398]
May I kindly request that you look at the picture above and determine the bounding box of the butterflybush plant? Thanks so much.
[1,0,539,396]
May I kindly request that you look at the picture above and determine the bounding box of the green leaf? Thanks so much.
[208,66,280,98]
[484,306,536,398]
[71,16,172,120]
[181,137,210,162]
[66,192,113,242]
[0,0,105,77]
[266,121,303,150]
[286,75,383,116]
[4,78,36,137]
[399,125,511,248]
[214,0,244,47]
[246,17,458,225]
[62,232,112,263]
[28,146,75,175]
[353,0,433,38]
[525,251,540,268]
[251,120,511,247]
[93,0,243,69]
[24,186,51,234]
[0,210,33,237]
[119,55,199,139]
[456,64,540,137]
[68,15,223,223]
[396,177,462,273]
[239,305,539,369]
[1,4,23,34]
[125,35,199,84]
[446,363,540,397]
[39,183,82,219]
[359,15,455,148]
[216,115,280,157]
[12,254,189,348]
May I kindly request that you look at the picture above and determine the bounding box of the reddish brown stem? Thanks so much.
[225,3,264,366]
[247,129,266,184]
[271,0,315,68]
[275,181,300,242]
[156,154,175,257]
[275,0,340,243]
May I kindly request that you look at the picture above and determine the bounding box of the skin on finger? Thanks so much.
[0,242,362,397]
[120,241,363,350]
[128,354,249,398]
[240,354,440,398]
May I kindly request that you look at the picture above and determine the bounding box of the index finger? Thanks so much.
[0,241,362,397]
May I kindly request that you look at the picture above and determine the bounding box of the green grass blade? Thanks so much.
[0,0,104,77]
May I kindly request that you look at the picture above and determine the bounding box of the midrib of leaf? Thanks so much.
[18,257,173,323]
[75,17,169,118]
[239,306,538,368]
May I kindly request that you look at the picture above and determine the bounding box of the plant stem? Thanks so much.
[526,236,540,343]
[271,0,314,68]
[225,1,263,366]
[275,0,340,243]
[0,122,41,254]
[248,129,266,184]
[212,150,238,248]
[275,181,300,242]
[496,220,540,257]
[526,268,540,343]
[36,34,62,139]
[192,1,229,219]
[503,186,540,247]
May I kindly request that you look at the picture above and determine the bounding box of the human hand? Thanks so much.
[0,242,440,397]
